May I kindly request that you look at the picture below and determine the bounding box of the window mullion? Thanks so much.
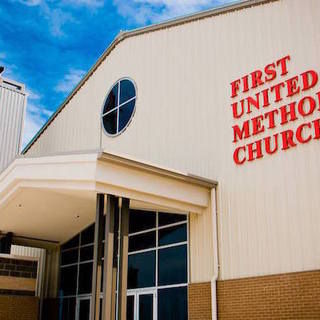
[118,96,136,108]
[156,211,159,288]
[117,80,120,133]
[102,105,118,117]
[158,220,187,230]
[76,233,81,296]
[129,227,157,237]
[101,79,136,136]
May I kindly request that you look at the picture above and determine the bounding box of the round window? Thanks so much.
[101,78,137,136]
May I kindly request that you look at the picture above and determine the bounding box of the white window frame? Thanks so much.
[101,77,137,137]
[59,228,95,300]
[127,211,189,319]
[75,295,91,320]
[127,288,157,320]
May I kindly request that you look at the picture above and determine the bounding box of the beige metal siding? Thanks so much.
[24,0,320,281]
[102,0,320,281]
[25,67,103,156]
[189,205,214,283]
[0,82,26,172]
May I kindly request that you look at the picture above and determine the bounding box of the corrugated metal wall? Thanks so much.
[0,80,26,172]
[23,0,320,281]
[24,72,101,156]
[11,245,46,318]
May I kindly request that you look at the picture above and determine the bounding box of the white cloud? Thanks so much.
[0,51,23,83]
[22,102,53,148]
[16,0,104,9]
[113,0,236,24]
[26,89,41,101]
[22,69,85,149]
[17,0,42,6]
[0,63,18,80]
[14,0,76,37]
[48,8,76,37]
[22,88,53,148]
[22,108,46,147]
[62,0,104,8]
[55,68,86,94]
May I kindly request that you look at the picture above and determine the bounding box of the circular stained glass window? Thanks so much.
[101,78,137,136]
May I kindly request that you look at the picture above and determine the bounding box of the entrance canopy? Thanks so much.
[0,152,216,243]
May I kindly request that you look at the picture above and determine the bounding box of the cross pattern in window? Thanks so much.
[101,78,136,136]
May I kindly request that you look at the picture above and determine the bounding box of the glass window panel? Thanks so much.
[129,210,156,234]
[158,224,187,246]
[59,265,77,296]
[129,231,156,252]
[61,234,79,251]
[158,287,187,320]
[103,83,118,114]
[61,248,78,265]
[103,110,117,135]
[80,245,93,262]
[126,295,135,320]
[60,299,68,320]
[78,262,93,294]
[100,263,104,293]
[101,79,136,136]
[69,298,76,320]
[158,212,187,227]
[120,79,135,104]
[127,251,155,289]
[99,298,103,320]
[158,245,187,286]
[118,99,135,132]
[79,299,91,320]
[102,215,106,240]
[60,297,76,320]
[81,224,95,245]
[139,294,153,320]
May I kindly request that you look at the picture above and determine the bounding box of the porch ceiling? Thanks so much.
[0,151,216,243]
[1,188,96,242]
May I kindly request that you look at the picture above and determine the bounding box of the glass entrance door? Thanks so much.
[127,290,156,320]
[76,297,91,320]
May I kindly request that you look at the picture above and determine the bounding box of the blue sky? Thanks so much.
[0,0,235,148]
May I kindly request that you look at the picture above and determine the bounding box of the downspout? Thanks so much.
[211,187,219,320]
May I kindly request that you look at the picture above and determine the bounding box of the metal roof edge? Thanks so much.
[98,151,218,189]
[122,0,277,36]
[0,77,26,93]
[22,0,279,155]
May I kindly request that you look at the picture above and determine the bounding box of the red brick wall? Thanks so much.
[0,295,39,320]
[188,282,212,320]
[217,269,320,320]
